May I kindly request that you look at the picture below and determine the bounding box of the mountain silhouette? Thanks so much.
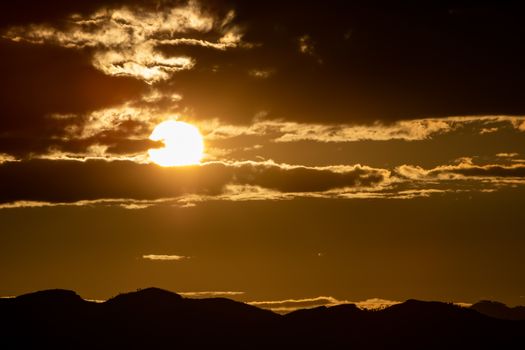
[1,288,524,349]
[471,300,525,320]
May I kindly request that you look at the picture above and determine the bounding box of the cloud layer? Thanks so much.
[0,1,524,209]
[0,159,388,204]
[0,157,524,209]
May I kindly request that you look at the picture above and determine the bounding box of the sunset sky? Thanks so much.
[1,1,525,310]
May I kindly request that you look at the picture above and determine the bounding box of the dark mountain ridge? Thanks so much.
[1,288,523,349]
[471,300,525,321]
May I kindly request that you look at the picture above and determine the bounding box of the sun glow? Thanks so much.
[148,121,204,166]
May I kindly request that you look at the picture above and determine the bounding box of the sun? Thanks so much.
[148,120,204,166]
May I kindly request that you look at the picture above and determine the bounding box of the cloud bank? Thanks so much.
[0,159,388,205]
[0,157,524,209]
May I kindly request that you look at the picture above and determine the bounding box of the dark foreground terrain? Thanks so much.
[1,288,524,349]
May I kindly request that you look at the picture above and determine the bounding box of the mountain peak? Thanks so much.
[105,287,183,306]
[15,289,83,304]
[471,300,525,320]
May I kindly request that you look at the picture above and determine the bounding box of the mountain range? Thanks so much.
[1,288,524,349]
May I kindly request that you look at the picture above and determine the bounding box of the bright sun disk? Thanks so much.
[148,120,204,166]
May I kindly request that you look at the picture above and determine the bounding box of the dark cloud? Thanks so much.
[2,0,525,159]
[0,40,147,156]
[430,164,525,178]
[159,1,525,124]
[0,160,386,203]
[394,162,525,182]
[0,1,188,28]
[4,1,525,125]
[0,0,229,158]
[235,163,384,192]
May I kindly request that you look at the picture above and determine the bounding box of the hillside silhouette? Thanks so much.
[471,300,525,321]
[1,288,524,349]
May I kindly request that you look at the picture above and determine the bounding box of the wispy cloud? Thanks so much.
[0,187,450,211]
[248,296,401,314]
[0,198,177,210]
[200,116,525,143]
[3,1,243,82]
[142,254,189,261]
[0,153,18,164]
[178,291,245,298]
[496,152,519,158]
[248,69,274,79]
[395,160,525,181]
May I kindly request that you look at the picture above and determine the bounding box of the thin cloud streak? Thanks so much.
[0,153,18,164]
[178,291,245,298]
[142,254,189,261]
[248,296,401,314]
[396,161,525,181]
[496,153,519,158]
[201,116,525,143]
